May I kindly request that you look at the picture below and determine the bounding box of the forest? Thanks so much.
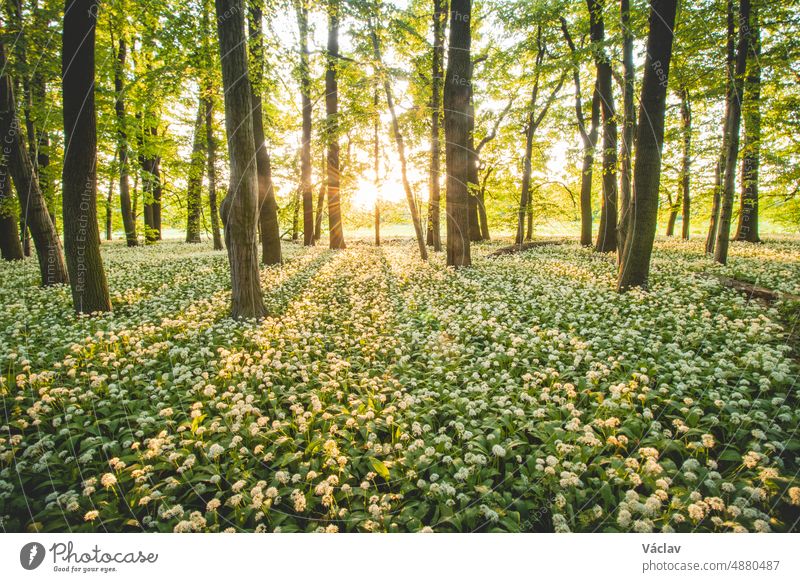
[0,0,799,533]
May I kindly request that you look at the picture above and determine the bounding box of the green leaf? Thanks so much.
[370,457,390,480]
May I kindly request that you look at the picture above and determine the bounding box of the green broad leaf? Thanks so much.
[718,450,741,462]
[370,457,390,480]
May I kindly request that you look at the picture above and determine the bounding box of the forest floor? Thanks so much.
[1,236,799,532]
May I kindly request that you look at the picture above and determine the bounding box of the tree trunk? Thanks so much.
[139,123,161,244]
[186,96,205,243]
[444,0,472,267]
[204,90,223,251]
[617,0,678,291]
[248,1,282,264]
[427,0,446,251]
[292,187,300,240]
[706,0,736,255]
[1,43,69,285]
[370,23,428,260]
[526,204,534,241]
[714,0,751,265]
[295,0,315,246]
[215,0,266,319]
[517,103,535,246]
[114,36,137,247]
[325,0,346,249]
[734,1,760,243]
[478,167,491,240]
[61,1,110,311]
[588,0,618,254]
[106,151,115,241]
[374,84,381,247]
[0,159,24,261]
[562,18,599,247]
[20,219,30,256]
[202,0,222,251]
[618,0,634,255]
[665,208,678,236]
[467,85,481,243]
[680,87,691,240]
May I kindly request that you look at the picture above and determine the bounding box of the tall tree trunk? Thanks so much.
[588,0,618,253]
[562,18,599,247]
[1,43,69,286]
[680,87,691,240]
[467,82,481,243]
[517,101,536,246]
[114,36,137,247]
[106,151,116,241]
[295,0,314,246]
[427,0,446,251]
[215,0,266,319]
[9,0,53,224]
[204,90,223,251]
[370,22,428,260]
[248,0,282,264]
[20,219,31,256]
[477,167,491,240]
[373,83,381,247]
[61,1,110,311]
[186,97,205,243]
[706,0,736,255]
[292,187,301,240]
[0,159,24,260]
[734,1,760,243]
[202,0,222,251]
[617,0,677,291]
[618,0,634,255]
[141,124,162,243]
[325,0,346,249]
[444,0,472,267]
[665,204,678,236]
[715,0,751,264]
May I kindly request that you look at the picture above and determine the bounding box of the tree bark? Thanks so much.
[114,35,137,247]
[186,96,205,243]
[138,122,161,243]
[248,1,282,264]
[106,151,115,241]
[202,0,222,251]
[370,22,428,261]
[467,79,481,243]
[215,0,266,319]
[680,87,691,240]
[325,0,346,249]
[204,89,223,251]
[61,1,110,311]
[734,1,760,243]
[706,0,736,255]
[444,0,472,267]
[477,166,491,240]
[1,43,69,285]
[373,83,381,247]
[665,207,678,236]
[588,0,618,253]
[0,159,24,261]
[618,0,634,255]
[714,0,751,265]
[562,17,599,248]
[294,0,315,247]
[427,0,446,251]
[617,0,678,291]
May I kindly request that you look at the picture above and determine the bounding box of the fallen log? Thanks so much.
[487,239,570,257]
[702,273,800,304]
